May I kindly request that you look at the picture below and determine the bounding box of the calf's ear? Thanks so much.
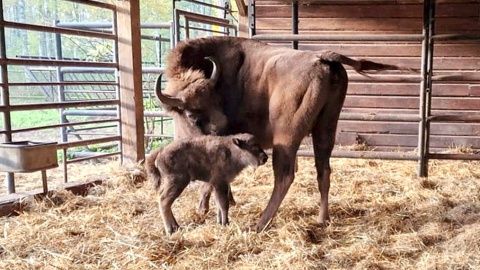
[232,138,244,148]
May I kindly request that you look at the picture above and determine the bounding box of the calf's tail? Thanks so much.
[145,147,164,190]
[318,50,419,76]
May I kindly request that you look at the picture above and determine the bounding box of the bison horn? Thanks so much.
[155,73,184,108]
[205,56,219,86]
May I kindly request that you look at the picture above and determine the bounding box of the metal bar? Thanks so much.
[431,33,480,41]
[0,2,15,194]
[66,151,121,164]
[294,150,419,160]
[424,0,436,176]
[427,153,480,160]
[417,0,430,177]
[185,17,190,39]
[57,135,121,149]
[66,0,116,10]
[248,0,256,38]
[252,34,424,42]
[62,148,68,183]
[63,109,169,117]
[112,3,122,165]
[3,21,117,40]
[61,67,116,73]
[9,81,117,87]
[9,119,120,134]
[174,9,180,45]
[177,0,231,11]
[54,20,69,145]
[0,100,119,112]
[57,22,172,29]
[182,21,236,30]
[176,9,230,25]
[41,170,48,194]
[3,58,118,68]
[292,1,299,50]
[67,131,116,136]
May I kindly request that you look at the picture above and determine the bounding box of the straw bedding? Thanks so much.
[1,157,479,269]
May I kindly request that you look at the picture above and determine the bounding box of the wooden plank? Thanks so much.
[238,14,249,38]
[292,43,480,57]
[470,85,480,96]
[344,96,419,109]
[257,18,424,31]
[255,3,479,18]
[117,0,145,162]
[234,0,247,16]
[344,96,480,110]
[352,134,480,148]
[431,97,480,110]
[347,83,471,97]
[338,121,419,134]
[338,121,480,136]
[257,4,423,18]
[257,17,479,32]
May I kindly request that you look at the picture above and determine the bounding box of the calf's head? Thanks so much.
[232,133,269,167]
[155,57,228,137]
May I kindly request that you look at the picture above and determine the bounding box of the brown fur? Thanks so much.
[157,36,418,232]
[145,133,268,235]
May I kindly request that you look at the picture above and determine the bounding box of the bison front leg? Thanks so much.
[255,145,297,232]
[158,179,188,235]
[213,181,230,226]
[198,182,235,214]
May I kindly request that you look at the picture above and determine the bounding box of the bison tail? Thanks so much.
[145,148,163,191]
[317,50,419,76]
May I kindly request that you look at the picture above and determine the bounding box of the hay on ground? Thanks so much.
[1,158,479,269]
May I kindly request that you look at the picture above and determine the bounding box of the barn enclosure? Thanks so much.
[0,1,479,269]
[236,0,480,176]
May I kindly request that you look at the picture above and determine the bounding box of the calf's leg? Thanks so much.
[198,182,235,214]
[213,181,230,226]
[159,179,189,235]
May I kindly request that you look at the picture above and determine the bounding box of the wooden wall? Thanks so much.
[240,0,480,154]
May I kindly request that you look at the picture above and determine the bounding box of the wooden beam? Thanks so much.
[116,0,145,163]
[234,0,247,16]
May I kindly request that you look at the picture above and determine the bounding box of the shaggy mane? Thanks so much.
[165,36,250,79]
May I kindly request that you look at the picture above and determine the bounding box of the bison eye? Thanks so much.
[186,111,204,127]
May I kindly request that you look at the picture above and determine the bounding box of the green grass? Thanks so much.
[10,109,60,129]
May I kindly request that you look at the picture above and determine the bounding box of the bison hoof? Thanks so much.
[317,215,330,225]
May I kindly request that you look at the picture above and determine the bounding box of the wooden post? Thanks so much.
[116,0,145,163]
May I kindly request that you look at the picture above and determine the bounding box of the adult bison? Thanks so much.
[155,36,412,232]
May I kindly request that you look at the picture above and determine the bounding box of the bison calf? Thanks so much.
[145,133,268,234]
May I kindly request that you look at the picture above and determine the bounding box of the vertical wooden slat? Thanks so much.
[116,0,145,163]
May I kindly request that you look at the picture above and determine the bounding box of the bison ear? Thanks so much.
[232,138,244,148]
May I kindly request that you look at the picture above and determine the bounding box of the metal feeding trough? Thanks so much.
[0,141,58,194]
